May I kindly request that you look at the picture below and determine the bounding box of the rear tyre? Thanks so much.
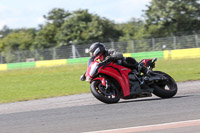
[152,71,178,98]
[90,80,121,104]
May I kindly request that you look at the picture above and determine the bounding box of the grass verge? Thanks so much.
[0,58,200,103]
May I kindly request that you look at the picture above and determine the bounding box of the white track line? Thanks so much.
[84,119,200,133]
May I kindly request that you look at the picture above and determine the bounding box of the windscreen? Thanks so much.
[88,57,95,66]
[89,62,99,77]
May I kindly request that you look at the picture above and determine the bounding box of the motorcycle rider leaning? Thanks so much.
[80,42,149,81]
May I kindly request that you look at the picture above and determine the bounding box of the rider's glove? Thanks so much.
[80,73,86,81]
[105,56,115,62]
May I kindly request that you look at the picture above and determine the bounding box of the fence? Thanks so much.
[0,34,199,64]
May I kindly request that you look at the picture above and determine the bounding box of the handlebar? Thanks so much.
[152,58,157,64]
[99,58,114,67]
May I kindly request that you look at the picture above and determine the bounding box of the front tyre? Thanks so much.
[90,80,121,104]
[152,71,178,98]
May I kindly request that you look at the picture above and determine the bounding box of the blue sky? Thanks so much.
[0,0,151,29]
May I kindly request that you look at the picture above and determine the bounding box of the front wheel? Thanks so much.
[152,71,178,98]
[90,80,121,104]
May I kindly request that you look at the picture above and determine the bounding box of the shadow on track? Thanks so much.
[118,95,194,104]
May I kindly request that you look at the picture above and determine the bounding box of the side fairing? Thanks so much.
[99,64,131,97]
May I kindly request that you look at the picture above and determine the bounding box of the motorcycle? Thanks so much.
[85,57,178,104]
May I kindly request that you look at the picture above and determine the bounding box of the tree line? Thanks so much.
[0,0,200,54]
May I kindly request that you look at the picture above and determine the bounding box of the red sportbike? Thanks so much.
[85,58,178,104]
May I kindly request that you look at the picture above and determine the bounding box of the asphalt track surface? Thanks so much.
[0,80,200,133]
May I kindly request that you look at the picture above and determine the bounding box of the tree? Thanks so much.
[118,18,145,41]
[34,23,58,49]
[57,9,122,45]
[43,8,71,27]
[34,8,71,48]
[0,25,12,38]
[0,29,36,63]
[0,29,36,51]
[144,0,200,37]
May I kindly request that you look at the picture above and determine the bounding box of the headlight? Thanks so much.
[86,76,91,82]
[89,62,99,76]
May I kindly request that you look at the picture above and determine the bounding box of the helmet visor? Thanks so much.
[92,47,101,57]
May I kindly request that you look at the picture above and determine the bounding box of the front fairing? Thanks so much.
[98,63,131,97]
[86,55,105,81]
[86,60,132,97]
[85,61,100,81]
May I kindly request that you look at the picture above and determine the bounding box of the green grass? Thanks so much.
[0,58,200,103]
[154,58,200,82]
[0,64,89,103]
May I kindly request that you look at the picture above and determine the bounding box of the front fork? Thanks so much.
[92,77,110,90]
[92,77,106,86]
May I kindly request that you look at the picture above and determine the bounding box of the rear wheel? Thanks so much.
[152,71,178,98]
[90,80,121,104]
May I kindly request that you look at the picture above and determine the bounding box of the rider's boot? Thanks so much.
[137,63,152,86]
[137,63,151,76]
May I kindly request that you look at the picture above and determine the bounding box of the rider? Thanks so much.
[80,42,149,81]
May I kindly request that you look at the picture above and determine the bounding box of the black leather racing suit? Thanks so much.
[88,48,139,69]
[80,49,145,81]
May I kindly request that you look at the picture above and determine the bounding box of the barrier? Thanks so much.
[7,62,36,70]
[67,57,90,64]
[0,48,199,71]
[131,51,164,59]
[123,53,132,57]
[36,59,67,68]
[0,64,7,71]
[164,48,200,60]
